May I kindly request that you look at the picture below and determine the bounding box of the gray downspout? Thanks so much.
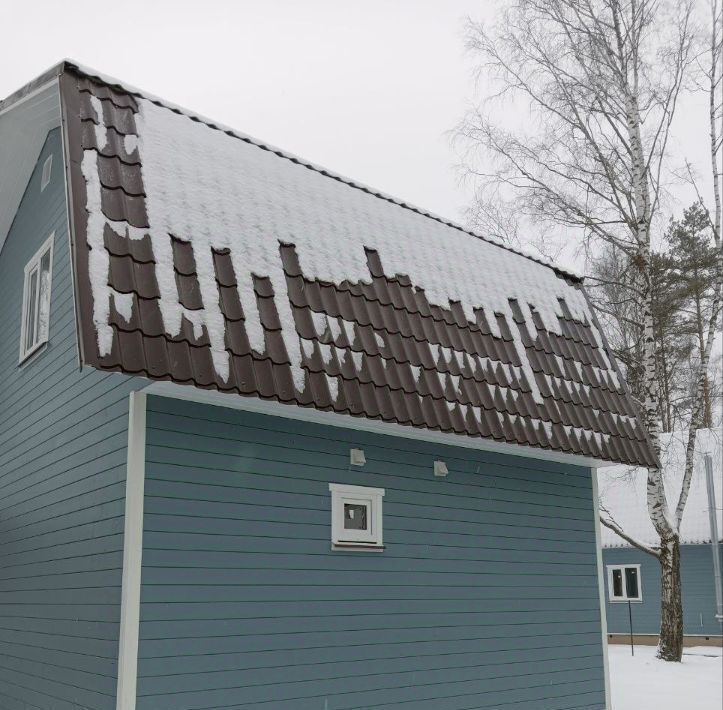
[703,453,723,627]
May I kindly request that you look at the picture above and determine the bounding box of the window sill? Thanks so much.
[331,543,386,553]
[18,340,48,366]
[609,599,643,603]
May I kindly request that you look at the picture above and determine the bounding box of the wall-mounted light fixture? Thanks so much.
[434,460,448,477]
[350,448,366,466]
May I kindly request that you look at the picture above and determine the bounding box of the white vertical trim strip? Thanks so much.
[115,392,147,710]
[592,468,612,709]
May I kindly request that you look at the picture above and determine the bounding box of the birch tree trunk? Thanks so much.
[658,536,684,660]
[640,238,681,659]
[627,55,684,657]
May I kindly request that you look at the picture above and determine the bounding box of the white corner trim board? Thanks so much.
[591,468,612,710]
[116,392,147,710]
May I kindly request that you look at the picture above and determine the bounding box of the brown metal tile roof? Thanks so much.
[59,64,657,467]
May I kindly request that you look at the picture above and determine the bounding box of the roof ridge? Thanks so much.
[58,60,583,284]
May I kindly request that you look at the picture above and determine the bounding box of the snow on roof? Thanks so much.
[62,65,657,467]
[133,97,595,392]
[63,61,583,280]
[598,429,723,547]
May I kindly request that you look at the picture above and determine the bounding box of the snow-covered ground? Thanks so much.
[609,645,722,710]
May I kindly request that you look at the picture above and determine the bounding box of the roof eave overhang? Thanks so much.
[143,378,617,471]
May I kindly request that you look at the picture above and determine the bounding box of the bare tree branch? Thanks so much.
[599,509,661,557]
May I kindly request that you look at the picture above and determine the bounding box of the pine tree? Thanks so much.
[666,203,720,427]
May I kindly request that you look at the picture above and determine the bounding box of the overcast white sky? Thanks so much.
[1,0,713,272]
[2,1,488,224]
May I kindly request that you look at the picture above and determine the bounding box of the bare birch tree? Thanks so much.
[645,0,723,658]
[673,0,723,617]
[456,0,713,660]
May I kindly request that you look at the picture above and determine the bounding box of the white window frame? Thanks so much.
[329,483,385,551]
[606,563,642,602]
[40,154,52,192]
[19,233,54,363]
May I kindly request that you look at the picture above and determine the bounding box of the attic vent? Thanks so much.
[40,155,52,192]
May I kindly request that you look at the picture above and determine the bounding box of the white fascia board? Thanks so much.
[143,379,608,470]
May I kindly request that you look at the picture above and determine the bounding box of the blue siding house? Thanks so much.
[0,62,658,710]
[598,429,723,645]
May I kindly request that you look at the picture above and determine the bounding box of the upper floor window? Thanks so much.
[607,564,642,602]
[329,483,385,551]
[40,154,52,192]
[20,233,54,362]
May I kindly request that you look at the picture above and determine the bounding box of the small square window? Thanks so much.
[41,154,52,192]
[607,564,642,602]
[329,483,384,550]
[20,234,54,363]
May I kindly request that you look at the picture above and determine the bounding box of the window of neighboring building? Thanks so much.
[329,483,385,550]
[40,154,52,192]
[607,564,642,602]
[20,233,54,362]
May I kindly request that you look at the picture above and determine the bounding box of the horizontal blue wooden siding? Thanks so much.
[0,127,141,709]
[138,395,606,709]
[603,545,723,637]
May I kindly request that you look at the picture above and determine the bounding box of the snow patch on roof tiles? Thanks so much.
[318,342,333,366]
[324,373,339,401]
[300,338,314,359]
[80,149,114,357]
[327,317,342,342]
[111,290,133,322]
[311,311,328,340]
[88,94,107,150]
[350,350,363,371]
